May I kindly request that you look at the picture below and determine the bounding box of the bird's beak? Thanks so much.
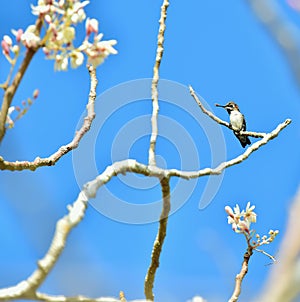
[215,103,226,108]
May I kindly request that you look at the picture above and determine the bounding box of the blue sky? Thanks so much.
[1,1,300,302]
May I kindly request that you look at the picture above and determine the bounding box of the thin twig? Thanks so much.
[189,85,271,138]
[228,247,253,302]
[144,177,171,301]
[255,248,276,263]
[148,0,169,166]
[189,85,230,128]
[0,65,98,171]
[2,58,17,90]
[0,18,43,143]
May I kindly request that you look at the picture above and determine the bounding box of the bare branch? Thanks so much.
[144,177,171,301]
[148,0,169,166]
[35,292,122,302]
[0,18,43,143]
[0,113,290,300]
[0,65,97,171]
[0,191,89,300]
[228,247,253,302]
[36,292,151,302]
[0,159,161,302]
[77,116,291,193]
[254,248,276,263]
[189,85,230,128]
[167,118,291,179]
[189,85,279,138]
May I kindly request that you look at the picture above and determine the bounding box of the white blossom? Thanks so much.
[21,25,40,48]
[70,50,84,68]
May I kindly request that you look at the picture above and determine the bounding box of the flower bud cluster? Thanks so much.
[1,0,117,70]
[225,202,279,250]
[225,202,257,234]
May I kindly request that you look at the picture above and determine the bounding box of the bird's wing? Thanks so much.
[242,114,247,131]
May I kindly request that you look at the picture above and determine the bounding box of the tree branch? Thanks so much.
[0,1,292,299]
[0,65,97,171]
[144,177,171,301]
[0,18,43,143]
[148,0,169,166]
[35,292,124,302]
[0,112,290,300]
[228,247,253,302]
[0,191,89,301]
[189,85,230,128]
[167,118,291,179]
[189,85,290,138]
[35,292,150,302]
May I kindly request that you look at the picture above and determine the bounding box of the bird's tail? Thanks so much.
[234,132,251,148]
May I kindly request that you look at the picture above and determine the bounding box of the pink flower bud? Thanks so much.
[238,221,250,234]
[1,39,10,55]
[45,14,52,24]
[225,206,234,218]
[85,18,99,36]
[15,29,23,43]
[33,89,39,99]
[43,47,50,56]
[3,35,12,46]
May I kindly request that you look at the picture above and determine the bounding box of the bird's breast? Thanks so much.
[230,111,244,131]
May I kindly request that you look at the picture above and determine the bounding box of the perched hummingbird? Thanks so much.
[215,102,251,148]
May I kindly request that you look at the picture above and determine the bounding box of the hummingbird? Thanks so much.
[215,101,251,148]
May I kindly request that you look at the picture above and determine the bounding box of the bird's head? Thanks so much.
[215,101,239,114]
